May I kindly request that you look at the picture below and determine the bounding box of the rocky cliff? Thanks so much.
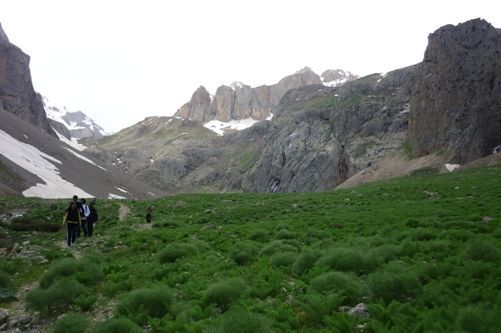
[241,67,414,192]
[175,67,322,122]
[0,23,55,136]
[408,18,501,163]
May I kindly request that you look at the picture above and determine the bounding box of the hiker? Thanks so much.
[80,198,91,237]
[73,195,83,237]
[146,206,153,223]
[63,201,81,247]
[87,200,99,237]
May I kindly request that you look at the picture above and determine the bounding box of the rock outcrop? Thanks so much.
[321,69,359,86]
[409,18,501,163]
[242,67,414,192]
[0,23,55,136]
[175,67,322,122]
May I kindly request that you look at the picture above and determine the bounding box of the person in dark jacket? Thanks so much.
[73,195,83,237]
[87,201,99,237]
[80,198,90,237]
[63,201,81,247]
[146,206,153,223]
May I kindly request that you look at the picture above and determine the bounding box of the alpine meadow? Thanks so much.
[1,165,500,332]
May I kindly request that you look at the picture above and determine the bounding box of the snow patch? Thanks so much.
[23,134,29,139]
[148,192,156,197]
[108,193,127,200]
[53,128,88,151]
[445,163,460,172]
[230,81,245,90]
[115,187,128,193]
[323,77,348,87]
[204,118,260,136]
[0,129,92,198]
[63,147,107,171]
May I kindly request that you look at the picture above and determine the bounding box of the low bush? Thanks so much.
[317,248,378,274]
[292,250,322,275]
[367,262,421,303]
[52,312,90,333]
[229,242,258,265]
[158,243,197,263]
[310,271,364,304]
[7,216,62,233]
[270,252,296,268]
[204,278,246,311]
[456,304,501,333]
[92,317,143,333]
[259,240,299,256]
[300,292,344,325]
[26,277,87,313]
[465,241,501,263]
[218,307,272,333]
[117,287,174,324]
[0,269,15,301]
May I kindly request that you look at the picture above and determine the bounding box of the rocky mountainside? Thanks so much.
[321,69,359,86]
[0,107,163,198]
[0,23,55,136]
[409,18,501,163]
[44,96,106,140]
[241,68,413,192]
[175,67,324,123]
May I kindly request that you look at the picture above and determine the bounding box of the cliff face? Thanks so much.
[0,23,55,136]
[175,67,322,122]
[241,67,414,192]
[408,18,501,163]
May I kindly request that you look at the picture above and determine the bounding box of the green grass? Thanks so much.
[0,165,500,331]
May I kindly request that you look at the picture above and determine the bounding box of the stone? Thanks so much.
[0,308,9,324]
[482,216,494,223]
[348,303,369,317]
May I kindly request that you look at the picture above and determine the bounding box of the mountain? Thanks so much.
[0,23,55,136]
[43,96,106,140]
[409,18,501,163]
[175,67,323,124]
[96,18,501,193]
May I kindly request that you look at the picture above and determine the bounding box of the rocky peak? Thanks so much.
[0,23,10,44]
[409,18,501,163]
[321,69,359,87]
[176,85,212,122]
[0,22,55,136]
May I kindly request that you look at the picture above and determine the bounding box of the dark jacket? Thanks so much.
[88,206,98,223]
[64,207,81,224]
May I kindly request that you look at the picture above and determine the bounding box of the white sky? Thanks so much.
[1,0,500,133]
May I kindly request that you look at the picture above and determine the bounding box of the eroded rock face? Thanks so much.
[242,67,414,192]
[0,23,54,136]
[175,67,322,122]
[409,18,501,163]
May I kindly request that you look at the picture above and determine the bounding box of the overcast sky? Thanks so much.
[1,0,500,133]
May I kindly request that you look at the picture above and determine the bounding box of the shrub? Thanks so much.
[270,252,296,268]
[259,240,299,257]
[204,278,246,311]
[229,242,258,265]
[8,216,62,233]
[275,229,296,240]
[300,292,344,325]
[317,248,378,274]
[310,272,364,304]
[52,312,90,333]
[292,250,322,275]
[465,242,501,263]
[367,262,421,303]
[158,243,197,263]
[117,287,174,324]
[219,307,272,333]
[92,317,143,333]
[26,277,87,313]
[0,269,14,301]
[456,305,501,333]
[39,255,104,289]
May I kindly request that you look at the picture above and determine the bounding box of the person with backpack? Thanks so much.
[146,206,153,223]
[80,198,91,237]
[87,201,99,237]
[63,201,81,247]
[73,195,83,237]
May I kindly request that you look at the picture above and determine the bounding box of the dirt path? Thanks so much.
[118,204,130,221]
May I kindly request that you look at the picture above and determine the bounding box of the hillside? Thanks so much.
[0,165,500,332]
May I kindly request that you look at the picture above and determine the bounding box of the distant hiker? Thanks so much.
[146,206,153,223]
[63,201,81,247]
[87,201,99,237]
[73,195,84,237]
[80,198,91,237]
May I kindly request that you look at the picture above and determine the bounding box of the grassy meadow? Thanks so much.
[1,166,501,332]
